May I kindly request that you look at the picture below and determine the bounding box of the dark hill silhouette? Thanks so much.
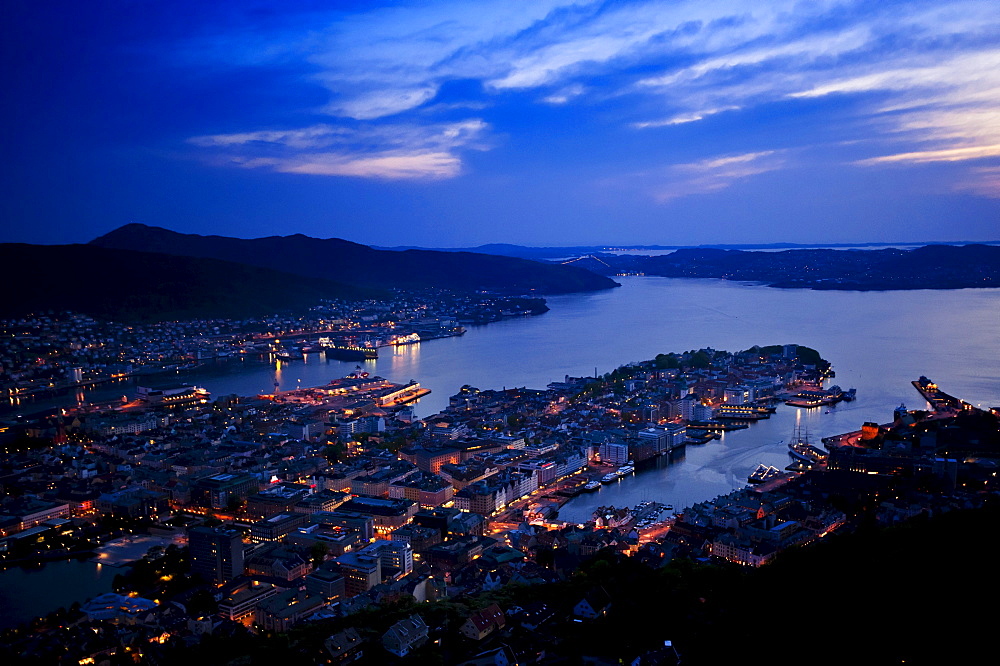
[615,244,1000,289]
[0,243,385,322]
[90,224,619,294]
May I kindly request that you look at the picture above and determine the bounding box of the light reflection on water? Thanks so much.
[5,278,1000,518]
[2,278,999,625]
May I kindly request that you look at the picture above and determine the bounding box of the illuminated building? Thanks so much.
[189,525,244,584]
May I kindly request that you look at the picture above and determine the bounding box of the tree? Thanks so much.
[309,542,330,568]
[226,494,244,514]
[322,443,345,463]
[654,353,680,369]
[687,351,711,369]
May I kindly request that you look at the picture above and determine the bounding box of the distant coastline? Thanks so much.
[370,241,1000,292]
[561,244,1000,292]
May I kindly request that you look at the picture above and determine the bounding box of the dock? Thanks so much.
[912,376,973,413]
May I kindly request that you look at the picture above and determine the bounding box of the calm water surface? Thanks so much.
[3,278,998,624]
[58,278,1000,516]
[0,560,115,630]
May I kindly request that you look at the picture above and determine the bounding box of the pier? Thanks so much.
[912,376,974,413]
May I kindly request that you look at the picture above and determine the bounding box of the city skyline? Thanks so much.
[5,0,1000,247]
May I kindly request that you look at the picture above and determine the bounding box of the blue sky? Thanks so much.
[4,0,999,247]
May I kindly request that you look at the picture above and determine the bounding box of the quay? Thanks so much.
[912,376,974,413]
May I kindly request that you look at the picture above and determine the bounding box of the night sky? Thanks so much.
[4,0,999,247]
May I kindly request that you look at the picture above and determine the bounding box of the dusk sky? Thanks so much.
[5,0,1000,247]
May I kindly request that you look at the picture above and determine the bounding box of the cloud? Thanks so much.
[603,150,785,203]
[304,0,584,119]
[632,106,739,128]
[180,0,816,119]
[953,167,1000,198]
[177,1,1000,190]
[189,120,489,180]
[635,26,872,90]
[542,83,587,105]
[803,49,1000,166]
[651,150,784,202]
[237,152,462,180]
[188,126,349,150]
[857,145,1000,166]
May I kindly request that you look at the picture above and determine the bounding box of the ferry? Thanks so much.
[748,463,781,484]
[387,332,421,346]
[582,481,601,492]
[323,343,378,361]
[687,420,748,431]
[618,465,635,475]
[713,405,772,420]
[600,473,619,484]
[686,432,715,445]
[785,385,854,408]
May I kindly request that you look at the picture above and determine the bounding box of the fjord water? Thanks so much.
[3,278,998,626]
[59,278,1000,510]
[148,277,1000,518]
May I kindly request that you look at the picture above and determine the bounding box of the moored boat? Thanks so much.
[748,463,781,484]
[788,437,827,465]
[323,343,378,361]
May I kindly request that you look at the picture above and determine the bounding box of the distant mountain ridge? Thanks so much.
[375,240,1000,261]
[381,240,1000,290]
[90,224,619,294]
[602,244,1000,290]
[0,243,385,322]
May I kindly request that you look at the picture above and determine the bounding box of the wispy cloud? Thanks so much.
[604,150,786,203]
[857,145,1000,166]
[806,49,1000,166]
[189,126,349,150]
[179,0,1000,190]
[542,83,587,105]
[652,151,784,202]
[632,106,739,129]
[236,152,463,180]
[189,120,489,180]
[953,166,1000,198]
[303,0,583,119]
